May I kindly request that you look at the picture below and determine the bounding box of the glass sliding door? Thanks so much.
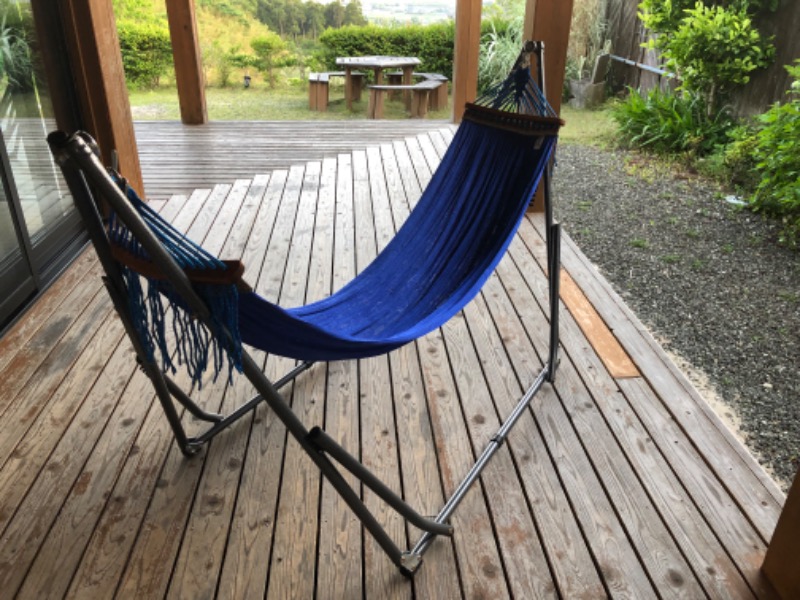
[0,145,36,325]
[0,0,84,331]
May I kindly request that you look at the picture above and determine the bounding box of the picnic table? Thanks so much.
[335,56,421,110]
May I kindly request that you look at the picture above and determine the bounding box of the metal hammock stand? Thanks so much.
[48,40,562,576]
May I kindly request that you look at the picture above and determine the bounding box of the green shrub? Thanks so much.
[748,61,800,247]
[478,18,523,92]
[318,22,455,79]
[612,87,733,155]
[719,124,759,188]
[117,21,173,88]
[251,31,288,88]
[0,5,36,93]
[660,3,774,114]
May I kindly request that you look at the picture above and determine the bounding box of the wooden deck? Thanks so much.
[134,120,456,200]
[0,121,786,598]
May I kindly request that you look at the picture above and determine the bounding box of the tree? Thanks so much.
[664,3,773,114]
[639,0,774,115]
[251,31,286,87]
[304,2,326,38]
[325,0,345,29]
[343,0,367,27]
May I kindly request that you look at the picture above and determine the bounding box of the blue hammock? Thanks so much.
[112,63,562,384]
[49,42,564,573]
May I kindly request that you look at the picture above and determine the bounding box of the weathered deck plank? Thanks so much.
[0,122,784,599]
[134,120,457,200]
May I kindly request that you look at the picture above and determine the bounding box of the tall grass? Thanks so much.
[566,0,609,81]
[612,88,733,156]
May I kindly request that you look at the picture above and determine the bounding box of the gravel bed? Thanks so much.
[552,142,800,490]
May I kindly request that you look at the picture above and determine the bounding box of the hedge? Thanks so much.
[318,23,456,79]
[117,21,173,88]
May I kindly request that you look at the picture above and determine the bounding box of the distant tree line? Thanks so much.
[255,0,367,38]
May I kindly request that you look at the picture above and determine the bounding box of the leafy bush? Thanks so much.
[318,22,455,79]
[697,123,759,188]
[639,0,779,38]
[747,61,800,247]
[251,31,288,88]
[659,3,774,114]
[117,21,173,88]
[612,87,734,155]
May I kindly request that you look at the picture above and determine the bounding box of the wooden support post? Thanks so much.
[344,67,354,110]
[411,90,431,118]
[308,73,329,112]
[367,88,385,119]
[527,0,574,116]
[763,469,800,599]
[165,0,207,125]
[525,0,574,212]
[451,0,482,122]
[56,0,144,194]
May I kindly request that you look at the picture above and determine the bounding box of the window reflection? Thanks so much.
[0,0,71,245]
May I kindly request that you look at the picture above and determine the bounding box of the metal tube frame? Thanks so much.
[48,42,561,573]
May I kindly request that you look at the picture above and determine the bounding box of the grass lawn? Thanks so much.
[559,104,618,147]
[128,82,618,147]
[128,81,452,121]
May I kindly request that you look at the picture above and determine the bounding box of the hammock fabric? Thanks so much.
[108,62,562,384]
[239,120,557,361]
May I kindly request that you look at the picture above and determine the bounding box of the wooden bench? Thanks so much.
[417,73,449,110]
[328,71,365,103]
[386,72,449,110]
[309,71,366,111]
[308,72,329,111]
[367,79,444,119]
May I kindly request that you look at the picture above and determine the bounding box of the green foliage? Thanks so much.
[638,0,698,36]
[747,61,800,247]
[478,18,523,92]
[696,123,759,187]
[112,0,165,22]
[0,9,34,93]
[343,0,368,27]
[639,0,778,37]
[117,21,173,88]
[568,0,610,83]
[612,87,734,155]
[204,42,260,87]
[256,0,366,38]
[318,22,456,78]
[251,32,288,87]
[660,3,773,111]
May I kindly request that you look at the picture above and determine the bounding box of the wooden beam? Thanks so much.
[763,469,800,599]
[451,0,482,123]
[524,0,574,212]
[166,0,208,125]
[526,0,574,116]
[56,0,144,194]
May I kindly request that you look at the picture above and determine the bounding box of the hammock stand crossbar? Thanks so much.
[48,40,562,576]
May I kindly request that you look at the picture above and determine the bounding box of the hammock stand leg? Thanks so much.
[158,360,314,455]
[402,157,563,576]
